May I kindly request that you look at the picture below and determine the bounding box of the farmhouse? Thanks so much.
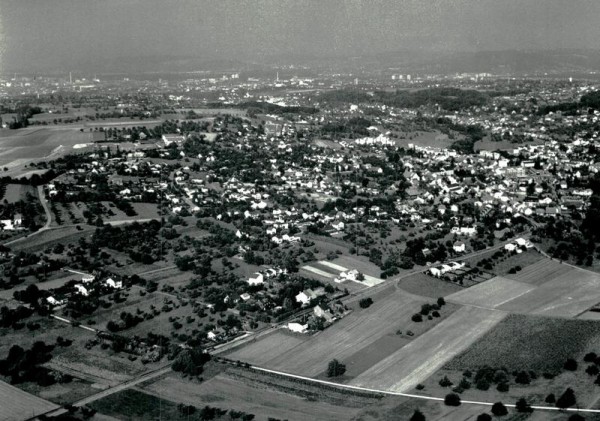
[162,134,185,146]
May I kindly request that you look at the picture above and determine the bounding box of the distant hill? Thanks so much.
[16,48,600,78]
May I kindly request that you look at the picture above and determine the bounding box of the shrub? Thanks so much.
[545,393,555,404]
[439,376,453,387]
[415,383,425,390]
[476,414,492,421]
[584,352,597,362]
[437,297,446,306]
[444,393,461,406]
[568,414,585,421]
[491,402,508,416]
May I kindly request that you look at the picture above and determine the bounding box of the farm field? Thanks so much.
[0,127,93,169]
[0,380,59,421]
[497,264,600,317]
[140,370,367,421]
[446,314,600,373]
[228,287,455,379]
[350,306,506,392]
[396,272,465,298]
[445,276,536,309]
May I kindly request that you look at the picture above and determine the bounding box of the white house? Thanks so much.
[46,296,64,306]
[74,284,89,296]
[105,278,123,289]
[453,241,466,253]
[82,275,95,284]
[247,273,264,286]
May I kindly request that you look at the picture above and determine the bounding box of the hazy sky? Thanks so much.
[1,0,599,74]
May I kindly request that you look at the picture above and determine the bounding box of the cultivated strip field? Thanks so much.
[445,276,535,308]
[0,379,59,420]
[228,288,426,376]
[349,306,507,392]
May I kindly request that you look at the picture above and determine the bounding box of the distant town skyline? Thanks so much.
[1,0,600,74]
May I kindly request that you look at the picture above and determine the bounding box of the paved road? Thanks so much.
[251,365,600,414]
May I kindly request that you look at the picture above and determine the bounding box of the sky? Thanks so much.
[1,0,600,74]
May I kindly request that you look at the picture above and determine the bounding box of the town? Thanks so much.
[1,52,600,421]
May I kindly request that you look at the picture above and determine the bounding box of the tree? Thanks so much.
[545,393,556,404]
[444,393,461,406]
[515,397,533,413]
[556,388,576,409]
[327,359,346,377]
[568,414,585,421]
[476,414,492,421]
[410,409,426,421]
[491,402,508,416]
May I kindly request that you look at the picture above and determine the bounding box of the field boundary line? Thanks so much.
[250,365,600,414]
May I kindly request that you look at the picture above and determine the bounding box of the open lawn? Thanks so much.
[446,276,536,309]
[0,380,59,421]
[396,272,465,298]
[228,287,453,379]
[3,183,35,203]
[350,306,506,392]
